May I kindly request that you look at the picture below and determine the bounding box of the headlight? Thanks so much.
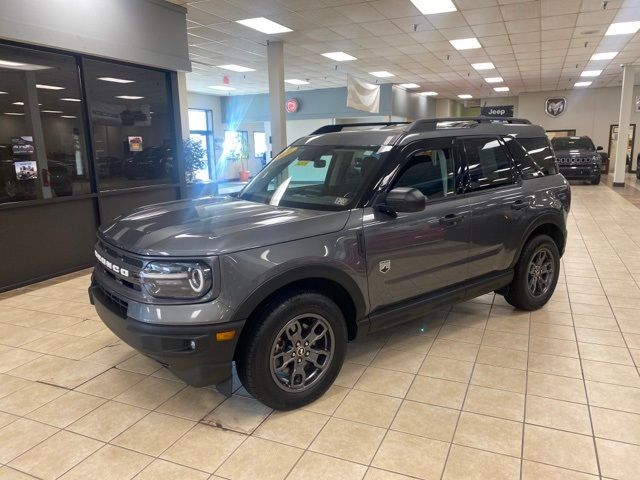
[140,261,212,299]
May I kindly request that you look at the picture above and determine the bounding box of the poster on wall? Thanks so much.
[14,160,38,180]
[480,105,514,117]
[346,75,380,113]
[128,136,143,152]
[11,136,34,155]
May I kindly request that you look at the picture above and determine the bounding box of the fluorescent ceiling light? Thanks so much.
[421,91,438,96]
[399,83,420,89]
[0,59,49,71]
[60,98,81,102]
[472,62,494,70]
[581,70,602,77]
[321,51,357,61]
[12,101,23,105]
[575,81,592,87]
[41,110,63,113]
[115,95,144,99]
[208,85,235,91]
[485,77,503,83]
[450,38,481,50]
[236,17,292,34]
[494,86,510,92]
[36,84,65,90]
[458,94,473,99]
[285,79,310,85]
[410,0,456,15]
[60,115,77,118]
[4,112,24,115]
[217,64,256,72]
[0,91,7,94]
[605,21,640,36]
[370,71,394,78]
[590,51,618,61]
[98,77,134,84]
[0,59,25,67]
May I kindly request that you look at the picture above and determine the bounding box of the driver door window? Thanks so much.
[394,147,456,201]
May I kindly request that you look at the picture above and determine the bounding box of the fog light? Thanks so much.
[216,330,236,341]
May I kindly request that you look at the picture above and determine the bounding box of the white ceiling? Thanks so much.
[169,0,640,99]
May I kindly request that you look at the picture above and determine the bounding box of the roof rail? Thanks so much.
[311,122,411,135]
[406,116,531,133]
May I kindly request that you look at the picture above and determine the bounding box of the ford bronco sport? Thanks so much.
[551,135,603,184]
[89,117,569,410]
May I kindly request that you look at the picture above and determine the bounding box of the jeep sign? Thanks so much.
[481,105,514,117]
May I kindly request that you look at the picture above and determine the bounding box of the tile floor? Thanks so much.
[2,180,640,480]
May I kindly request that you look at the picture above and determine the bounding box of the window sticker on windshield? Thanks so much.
[274,146,298,160]
[334,197,349,206]
[295,160,310,166]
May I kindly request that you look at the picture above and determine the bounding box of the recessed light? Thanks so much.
[60,115,77,119]
[41,110,63,113]
[494,86,510,92]
[98,77,135,84]
[458,94,473,99]
[581,70,602,77]
[472,62,495,70]
[421,91,438,96]
[591,51,618,61]
[605,21,640,36]
[236,17,292,34]
[575,81,592,87]
[36,84,65,90]
[12,101,24,106]
[208,85,236,91]
[60,98,81,102]
[450,38,481,50]
[285,79,310,85]
[115,95,144,99]
[321,51,357,61]
[485,77,503,83]
[399,83,420,89]
[370,71,395,78]
[217,64,256,72]
[4,112,24,115]
[409,0,456,15]
[0,91,7,94]
[0,59,25,67]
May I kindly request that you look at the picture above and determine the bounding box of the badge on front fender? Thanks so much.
[379,260,391,274]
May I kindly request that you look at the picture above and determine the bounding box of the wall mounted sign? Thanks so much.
[14,160,38,180]
[480,105,514,117]
[128,136,143,152]
[545,97,567,117]
[11,136,34,155]
[286,98,300,113]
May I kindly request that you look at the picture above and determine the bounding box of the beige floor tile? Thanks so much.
[116,354,161,375]
[525,395,591,435]
[334,389,401,428]
[0,374,32,399]
[591,406,640,445]
[586,381,640,414]
[391,400,458,442]
[530,322,576,340]
[523,424,598,475]
[572,314,619,331]
[8,430,102,480]
[453,412,522,457]
[0,418,58,464]
[59,445,152,480]
[354,366,414,398]
[579,342,634,365]
[8,355,109,389]
[287,451,367,480]
[202,395,272,434]
[482,331,529,352]
[418,356,474,382]
[444,312,487,330]
[0,465,40,479]
[437,325,484,344]
[363,468,416,480]
[26,391,106,428]
[155,386,225,421]
[486,315,530,335]
[133,459,209,480]
[571,303,613,318]
[216,437,302,480]
[0,382,66,416]
[0,324,49,347]
[471,364,526,393]
[334,362,366,388]
[521,460,598,479]
[301,384,349,415]
[114,376,184,409]
[596,437,640,480]
[112,411,194,456]
[463,385,524,421]
[582,359,640,387]
[530,310,573,326]
[442,445,520,480]
[0,348,42,374]
[346,340,383,366]
[372,430,449,480]
[20,333,79,354]
[406,375,467,409]
[575,327,625,347]
[624,332,640,349]
[0,411,18,429]
[527,371,586,404]
[428,339,479,362]
[254,409,328,448]
[530,336,579,358]
[310,417,386,464]
[528,353,583,378]
[370,348,425,374]
[160,424,245,473]
[67,400,149,442]
[383,333,435,355]
[475,346,527,370]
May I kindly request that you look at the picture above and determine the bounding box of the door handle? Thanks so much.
[511,199,529,210]
[439,213,463,226]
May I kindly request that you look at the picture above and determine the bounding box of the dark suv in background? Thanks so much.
[90,117,569,410]
[551,135,603,184]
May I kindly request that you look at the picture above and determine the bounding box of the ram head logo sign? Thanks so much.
[545,97,567,117]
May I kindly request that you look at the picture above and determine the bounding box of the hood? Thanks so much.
[99,195,351,256]
[554,149,596,157]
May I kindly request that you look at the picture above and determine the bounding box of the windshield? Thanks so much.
[551,137,595,151]
[239,145,386,210]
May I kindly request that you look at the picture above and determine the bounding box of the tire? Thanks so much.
[504,234,560,311]
[236,290,347,410]
[590,174,601,185]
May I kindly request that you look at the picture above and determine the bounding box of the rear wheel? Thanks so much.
[504,234,560,311]
[236,290,347,410]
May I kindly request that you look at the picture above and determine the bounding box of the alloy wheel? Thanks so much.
[527,247,554,297]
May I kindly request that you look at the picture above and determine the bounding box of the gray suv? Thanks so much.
[89,117,570,410]
[551,135,603,184]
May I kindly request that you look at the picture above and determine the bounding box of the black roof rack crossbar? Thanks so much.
[407,116,531,133]
[311,122,411,135]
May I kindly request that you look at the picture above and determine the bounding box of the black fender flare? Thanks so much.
[509,213,567,269]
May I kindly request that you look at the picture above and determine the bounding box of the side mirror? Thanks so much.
[597,146,603,151]
[381,187,425,213]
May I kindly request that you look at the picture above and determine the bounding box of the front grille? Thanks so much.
[557,157,593,165]
[97,283,128,316]
[98,240,143,268]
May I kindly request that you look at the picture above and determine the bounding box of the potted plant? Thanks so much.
[183,138,207,183]
[238,142,250,182]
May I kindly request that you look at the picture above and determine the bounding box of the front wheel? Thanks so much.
[504,234,560,311]
[590,174,601,185]
[236,291,347,410]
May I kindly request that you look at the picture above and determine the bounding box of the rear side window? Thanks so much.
[517,137,558,175]
[502,136,543,179]
[461,137,514,192]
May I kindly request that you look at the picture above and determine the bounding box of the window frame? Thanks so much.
[188,108,214,181]
[457,135,519,195]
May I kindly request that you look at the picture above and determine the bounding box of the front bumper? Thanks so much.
[559,164,599,180]
[89,282,244,388]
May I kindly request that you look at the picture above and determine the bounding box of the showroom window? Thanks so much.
[0,43,90,204]
[83,59,177,191]
[188,108,213,182]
